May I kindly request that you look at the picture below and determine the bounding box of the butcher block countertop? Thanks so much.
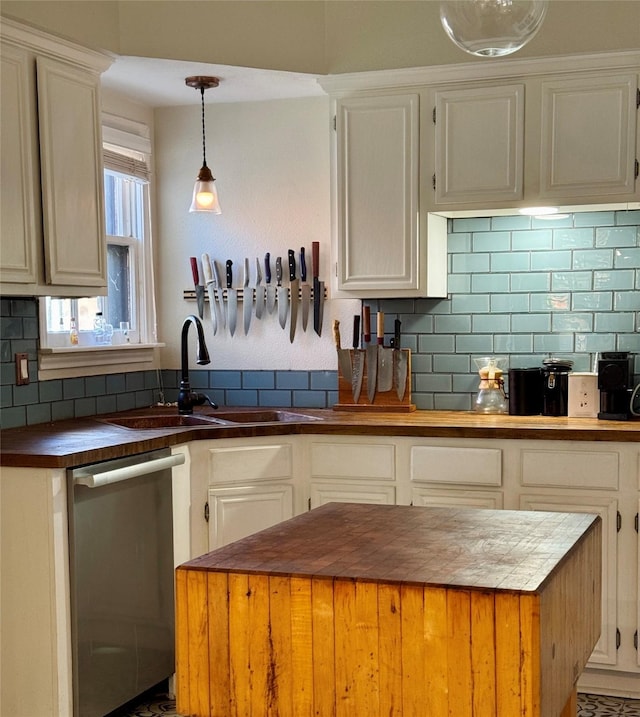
[1,406,639,468]
[181,501,598,592]
[176,503,602,717]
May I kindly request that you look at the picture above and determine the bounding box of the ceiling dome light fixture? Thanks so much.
[440,0,548,58]
[186,75,222,214]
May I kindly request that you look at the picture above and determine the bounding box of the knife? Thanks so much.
[201,253,219,335]
[226,259,237,337]
[276,256,288,329]
[333,319,352,383]
[300,247,310,332]
[288,249,299,343]
[265,253,276,314]
[243,257,253,336]
[363,306,377,403]
[351,314,365,403]
[312,241,324,337]
[190,257,205,319]
[377,311,393,392]
[394,318,408,401]
[212,259,226,330]
[254,258,265,319]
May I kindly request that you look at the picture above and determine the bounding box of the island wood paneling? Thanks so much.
[176,503,601,717]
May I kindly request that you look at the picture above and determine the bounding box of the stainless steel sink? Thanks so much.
[101,409,321,430]
[211,410,321,424]
[102,414,226,429]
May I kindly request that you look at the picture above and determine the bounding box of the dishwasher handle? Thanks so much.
[74,453,186,489]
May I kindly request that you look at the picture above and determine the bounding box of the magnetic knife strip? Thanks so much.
[183,288,328,302]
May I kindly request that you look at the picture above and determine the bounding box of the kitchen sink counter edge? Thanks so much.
[1,406,639,468]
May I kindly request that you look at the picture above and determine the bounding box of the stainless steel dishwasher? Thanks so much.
[68,448,185,717]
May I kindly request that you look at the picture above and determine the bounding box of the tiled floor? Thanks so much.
[114,691,640,716]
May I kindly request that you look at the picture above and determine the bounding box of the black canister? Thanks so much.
[508,368,543,415]
[542,358,574,416]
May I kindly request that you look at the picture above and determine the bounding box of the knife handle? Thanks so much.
[333,319,342,350]
[312,241,319,279]
[276,257,283,285]
[288,249,296,281]
[363,305,371,343]
[300,247,307,282]
[201,253,213,284]
[226,259,233,289]
[352,315,360,350]
[190,257,200,285]
[244,258,249,288]
[264,253,271,284]
[377,311,385,345]
[256,257,262,284]
[394,318,401,349]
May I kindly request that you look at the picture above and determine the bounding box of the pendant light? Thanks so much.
[440,0,548,57]
[186,75,222,214]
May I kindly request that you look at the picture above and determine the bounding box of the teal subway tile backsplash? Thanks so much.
[573,249,614,269]
[511,273,551,292]
[552,272,593,291]
[512,229,553,251]
[491,252,530,272]
[1,210,639,427]
[594,270,635,290]
[531,250,572,271]
[575,211,615,227]
[616,210,640,225]
[472,231,510,252]
[596,226,639,247]
[552,228,594,249]
[614,291,640,311]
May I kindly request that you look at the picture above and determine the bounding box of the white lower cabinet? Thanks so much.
[207,483,293,548]
[184,433,639,697]
[308,438,396,509]
[188,436,304,554]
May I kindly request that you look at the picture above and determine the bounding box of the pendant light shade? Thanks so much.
[440,0,548,57]
[186,76,221,214]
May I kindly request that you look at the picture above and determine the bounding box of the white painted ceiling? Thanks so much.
[101,55,326,107]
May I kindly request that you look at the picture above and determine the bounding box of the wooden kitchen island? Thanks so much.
[175,503,601,717]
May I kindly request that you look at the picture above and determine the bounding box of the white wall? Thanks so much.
[154,96,360,370]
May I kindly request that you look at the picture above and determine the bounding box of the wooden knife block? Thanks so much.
[334,348,415,412]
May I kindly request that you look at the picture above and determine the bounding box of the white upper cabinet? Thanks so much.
[433,83,525,206]
[0,42,39,285]
[0,19,112,297]
[537,73,638,202]
[37,57,107,288]
[428,67,639,212]
[334,93,447,298]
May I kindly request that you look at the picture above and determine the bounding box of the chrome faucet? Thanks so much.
[178,315,218,414]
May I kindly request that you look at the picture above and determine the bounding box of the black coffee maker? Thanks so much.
[597,352,634,420]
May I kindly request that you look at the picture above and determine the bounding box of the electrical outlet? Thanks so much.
[15,353,29,385]
[568,372,598,418]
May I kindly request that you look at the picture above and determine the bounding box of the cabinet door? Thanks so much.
[37,56,107,290]
[207,484,293,549]
[520,493,618,667]
[412,487,503,509]
[336,94,426,297]
[0,43,39,285]
[310,482,395,509]
[433,84,525,206]
[538,73,638,201]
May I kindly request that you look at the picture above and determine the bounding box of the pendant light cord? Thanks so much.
[200,86,208,168]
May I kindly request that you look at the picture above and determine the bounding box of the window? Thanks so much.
[38,117,160,379]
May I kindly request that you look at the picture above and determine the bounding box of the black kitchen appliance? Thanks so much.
[508,367,543,415]
[597,352,634,420]
[542,358,574,416]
